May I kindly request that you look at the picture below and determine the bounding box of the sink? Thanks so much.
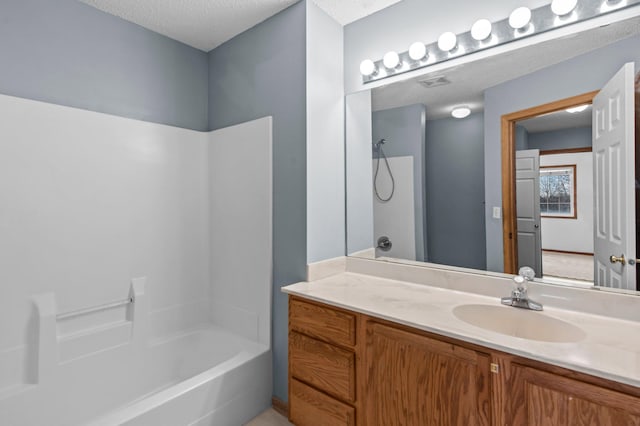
[452,304,586,343]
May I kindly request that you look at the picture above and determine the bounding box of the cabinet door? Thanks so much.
[364,322,491,426]
[510,364,640,425]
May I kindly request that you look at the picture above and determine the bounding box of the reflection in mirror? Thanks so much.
[345,16,640,294]
[514,104,594,286]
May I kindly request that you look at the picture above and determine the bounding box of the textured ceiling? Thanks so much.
[372,16,640,120]
[519,106,592,133]
[312,0,402,24]
[78,0,298,51]
[78,0,402,52]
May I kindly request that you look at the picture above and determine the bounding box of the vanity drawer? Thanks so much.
[289,298,356,347]
[290,378,355,426]
[289,331,356,402]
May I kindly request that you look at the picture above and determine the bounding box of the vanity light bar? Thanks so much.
[360,0,640,83]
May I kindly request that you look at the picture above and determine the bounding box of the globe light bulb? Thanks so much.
[471,19,492,41]
[383,51,400,69]
[509,7,532,29]
[408,42,427,61]
[438,32,457,52]
[359,59,377,76]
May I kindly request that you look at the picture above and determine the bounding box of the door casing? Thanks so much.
[501,91,599,274]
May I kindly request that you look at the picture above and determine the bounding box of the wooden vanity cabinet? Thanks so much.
[287,296,640,426]
[507,363,640,425]
[364,321,492,426]
[288,297,358,426]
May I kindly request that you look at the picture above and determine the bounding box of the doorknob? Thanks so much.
[534,224,539,229]
[609,254,626,265]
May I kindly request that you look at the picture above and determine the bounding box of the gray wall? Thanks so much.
[207,2,307,402]
[0,0,208,131]
[516,125,529,151]
[527,127,592,151]
[372,104,427,261]
[425,113,486,270]
[484,34,640,272]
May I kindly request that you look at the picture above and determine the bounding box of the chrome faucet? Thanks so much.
[501,266,543,311]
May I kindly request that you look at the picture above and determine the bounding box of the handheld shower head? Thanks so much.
[373,138,386,149]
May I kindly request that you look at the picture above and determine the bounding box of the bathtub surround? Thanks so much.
[0,94,273,425]
[372,104,427,262]
[1,0,348,405]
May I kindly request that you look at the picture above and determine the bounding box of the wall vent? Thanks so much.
[418,76,451,88]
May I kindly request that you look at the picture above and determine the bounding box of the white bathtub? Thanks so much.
[0,326,271,426]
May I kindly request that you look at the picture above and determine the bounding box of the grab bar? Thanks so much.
[56,296,134,321]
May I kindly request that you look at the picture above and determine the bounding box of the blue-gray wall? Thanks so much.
[516,125,529,151]
[0,0,208,131]
[425,113,486,270]
[527,126,592,151]
[372,104,427,261]
[207,2,307,402]
[484,34,640,272]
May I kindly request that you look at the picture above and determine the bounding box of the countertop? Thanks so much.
[282,272,640,388]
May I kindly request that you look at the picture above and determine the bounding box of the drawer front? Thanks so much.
[290,331,355,402]
[290,378,355,426]
[289,298,356,347]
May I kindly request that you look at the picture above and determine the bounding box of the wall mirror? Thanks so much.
[345,14,640,294]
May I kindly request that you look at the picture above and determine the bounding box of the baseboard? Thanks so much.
[542,249,593,256]
[272,396,289,418]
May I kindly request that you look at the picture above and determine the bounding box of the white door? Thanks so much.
[516,149,543,277]
[593,62,636,289]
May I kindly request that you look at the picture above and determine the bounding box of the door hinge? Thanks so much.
[490,363,500,374]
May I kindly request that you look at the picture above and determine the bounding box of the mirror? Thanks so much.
[345,15,640,294]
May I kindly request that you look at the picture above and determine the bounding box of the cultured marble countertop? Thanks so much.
[282,272,640,388]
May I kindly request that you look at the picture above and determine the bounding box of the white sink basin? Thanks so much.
[452,304,586,343]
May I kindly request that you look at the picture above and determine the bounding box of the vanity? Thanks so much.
[282,258,640,426]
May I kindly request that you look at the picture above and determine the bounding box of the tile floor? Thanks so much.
[245,408,292,426]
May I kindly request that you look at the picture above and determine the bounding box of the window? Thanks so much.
[540,165,576,218]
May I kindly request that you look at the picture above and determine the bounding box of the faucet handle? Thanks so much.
[512,275,527,292]
[518,266,535,281]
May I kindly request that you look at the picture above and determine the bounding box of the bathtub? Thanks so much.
[0,325,272,426]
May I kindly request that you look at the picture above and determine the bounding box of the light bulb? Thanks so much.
[408,42,427,61]
[359,59,377,76]
[551,0,578,15]
[451,106,471,118]
[438,32,457,52]
[383,51,400,69]
[509,7,532,29]
[471,19,492,41]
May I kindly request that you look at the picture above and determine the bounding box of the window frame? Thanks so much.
[539,164,577,219]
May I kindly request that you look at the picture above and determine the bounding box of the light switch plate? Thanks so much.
[492,207,501,219]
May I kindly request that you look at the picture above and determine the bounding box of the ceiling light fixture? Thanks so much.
[383,51,401,69]
[509,7,532,29]
[408,42,427,61]
[359,59,377,76]
[451,106,471,118]
[566,104,589,113]
[551,0,578,15]
[438,32,457,52]
[471,19,493,41]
